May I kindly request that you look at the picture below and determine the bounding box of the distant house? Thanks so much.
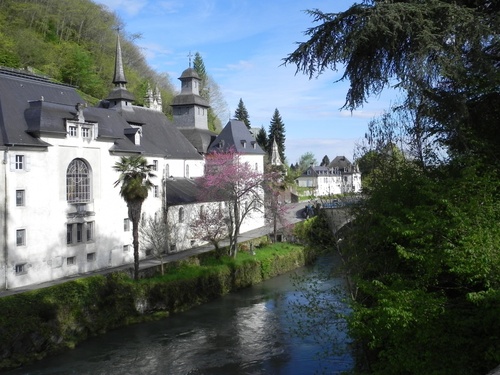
[0,35,265,290]
[296,156,361,196]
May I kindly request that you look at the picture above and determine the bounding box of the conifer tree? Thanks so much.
[267,108,286,162]
[193,52,208,96]
[256,125,268,153]
[193,52,225,132]
[234,98,251,129]
[320,155,330,167]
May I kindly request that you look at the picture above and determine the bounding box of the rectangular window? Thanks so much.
[16,190,25,206]
[76,223,83,243]
[67,224,73,244]
[87,252,96,262]
[86,221,94,241]
[81,127,91,139]
[123,245,130,252]
[68,126,78,137]
[15,155,24,170]
[16,229,26,246]
[15,264,26,275]
[152,159,158,171]
[154,185,159,198]
[67,256,76,266]
[124,218,130,231]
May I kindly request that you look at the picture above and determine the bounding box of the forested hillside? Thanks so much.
[0,0,175,109]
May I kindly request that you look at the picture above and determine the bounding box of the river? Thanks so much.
[5,255,353,375]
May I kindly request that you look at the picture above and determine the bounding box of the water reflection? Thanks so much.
[5,256,352,375]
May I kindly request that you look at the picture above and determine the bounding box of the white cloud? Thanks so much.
[95,0,148,16]
[158,1,182,14]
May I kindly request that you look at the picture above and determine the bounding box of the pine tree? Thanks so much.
[193,52,208,98]
[256,125,268,153]
[320,155,330,167]
[267,108,286,162]
[193,52,220,132]
[234,98,251,129]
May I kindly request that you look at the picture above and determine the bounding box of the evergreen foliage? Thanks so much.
[234,98,251,129]
[320,155,330,167]
[256,125,268,153]
[267,108,286,162]
[193,52,222,132]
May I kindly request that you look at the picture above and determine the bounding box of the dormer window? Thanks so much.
[251,141,256,149]
[124,126,142,146]
[66,120,97,140]
[81,127,91,139]
[241,140,247,148]
[68,126,78,137]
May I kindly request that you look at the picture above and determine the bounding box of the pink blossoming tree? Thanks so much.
[197,148,265,257]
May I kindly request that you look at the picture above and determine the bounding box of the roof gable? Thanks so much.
[208,119,265,155]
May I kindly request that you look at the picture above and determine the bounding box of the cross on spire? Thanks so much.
[188,51,193,68]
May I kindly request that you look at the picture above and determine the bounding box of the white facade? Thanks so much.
[0,67,264,290]
[0,118,200,289]
[296,162,362,197]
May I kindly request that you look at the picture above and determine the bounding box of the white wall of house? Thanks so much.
[297,171,362,197]
[1,120,205,289]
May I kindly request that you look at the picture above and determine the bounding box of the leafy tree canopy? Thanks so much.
[0,0,176,106]
[285,2,500,373]
[298,152,317,172]
[284,0,500,164]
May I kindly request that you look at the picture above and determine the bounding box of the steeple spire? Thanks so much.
[270,137,283,166]
[105,30,135,108]
[113,31,127,86]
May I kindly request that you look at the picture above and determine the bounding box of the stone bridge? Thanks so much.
[323,207,354,234]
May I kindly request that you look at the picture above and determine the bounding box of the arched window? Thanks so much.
[179,207,184,223]
[67,159,91,203]
[165,163,170,178]
[185,164,190,178]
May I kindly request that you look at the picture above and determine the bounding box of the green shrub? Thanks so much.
[0,241,315,370]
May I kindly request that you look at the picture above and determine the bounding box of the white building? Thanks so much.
[296,156,362,197]
[0,36,265,290]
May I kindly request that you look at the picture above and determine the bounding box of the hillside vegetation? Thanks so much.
[0,0,175,108]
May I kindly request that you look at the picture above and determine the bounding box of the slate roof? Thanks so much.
[328,156,352,169]
[178,127,217,154]
[0,68,83,147]
[111,106,203,159]
[165,178,202,206]
[299,156,357,177]
[300,166,334,177]
[207,119,265,155]
[0,68,204,161]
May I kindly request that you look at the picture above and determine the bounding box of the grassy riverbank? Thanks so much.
[0,242,319,370]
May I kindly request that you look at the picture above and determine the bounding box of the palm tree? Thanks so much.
[113,155,155,280]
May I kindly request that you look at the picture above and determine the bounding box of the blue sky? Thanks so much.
[94,0,397,165]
